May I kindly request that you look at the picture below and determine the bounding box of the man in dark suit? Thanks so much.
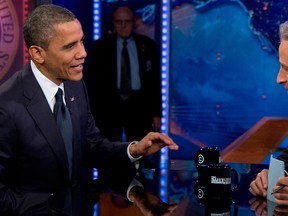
[0,4,178,215]
[86,6,162,144]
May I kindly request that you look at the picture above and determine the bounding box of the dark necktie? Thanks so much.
[54,88,73,179]
[120,40,131,100]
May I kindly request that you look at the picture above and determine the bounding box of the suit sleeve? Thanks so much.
[137,35,162,118]
[149,38,162,118]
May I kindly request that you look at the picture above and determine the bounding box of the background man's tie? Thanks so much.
[54,88,73,179]
[120,40,131,100]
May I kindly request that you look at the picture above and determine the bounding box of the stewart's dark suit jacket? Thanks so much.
[85,33,162,141]
[0,63,133,215]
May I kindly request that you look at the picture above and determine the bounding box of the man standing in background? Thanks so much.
[86,6,162,167]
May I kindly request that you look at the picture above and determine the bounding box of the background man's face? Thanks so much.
[113,8,134,39]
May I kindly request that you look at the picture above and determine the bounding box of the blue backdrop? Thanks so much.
[169,0,288,160]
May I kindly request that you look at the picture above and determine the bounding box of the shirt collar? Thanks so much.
[117,35,133,45]
[31,60,64,107]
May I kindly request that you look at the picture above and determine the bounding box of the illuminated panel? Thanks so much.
[93,0,101,40]
[93,168,98,216]
[92,0,101,181]
[93,2,100,216]
[159,0,170,202]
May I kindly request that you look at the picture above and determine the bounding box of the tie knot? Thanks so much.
[55,88,63,102]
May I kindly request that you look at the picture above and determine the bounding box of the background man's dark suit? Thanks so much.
[0,63,132,215]
[86,33,162,142]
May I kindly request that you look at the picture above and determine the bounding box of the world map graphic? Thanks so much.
[170,0,288,160]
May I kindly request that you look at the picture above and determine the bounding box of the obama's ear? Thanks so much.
[28,45,45,64]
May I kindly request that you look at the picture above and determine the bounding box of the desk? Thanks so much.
[167,160,267,216]
[98,160,271,216]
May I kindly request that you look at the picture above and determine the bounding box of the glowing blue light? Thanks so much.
[159,0,170,202]
[162,80,167,85]
[93,1,101,215]
[93,2,100,8]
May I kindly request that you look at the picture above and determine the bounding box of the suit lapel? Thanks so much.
[133,34,145,78]
[23,66,70,181]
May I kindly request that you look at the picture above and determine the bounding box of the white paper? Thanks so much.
[267,200,277,216]
[267,155,285,202]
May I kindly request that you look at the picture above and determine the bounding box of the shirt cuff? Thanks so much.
[127,141,143,161]
[126,178,144,202]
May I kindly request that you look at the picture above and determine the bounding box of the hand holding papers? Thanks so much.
[267,155,285,202]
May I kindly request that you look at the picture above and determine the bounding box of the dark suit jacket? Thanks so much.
[0,63,132,215]
[85,33,162,140]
